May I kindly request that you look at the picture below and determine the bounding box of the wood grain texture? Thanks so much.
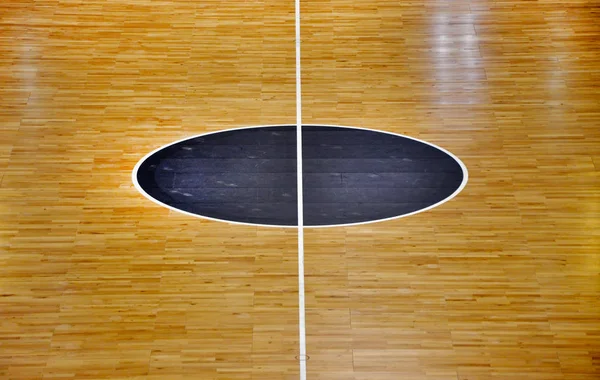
[301,1,600,379]
[1,0,599,379]
[1,1,299,379]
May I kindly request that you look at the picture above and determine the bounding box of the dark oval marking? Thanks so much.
[133,125,467,227]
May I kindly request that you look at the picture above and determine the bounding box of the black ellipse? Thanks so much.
[134,125,466,227]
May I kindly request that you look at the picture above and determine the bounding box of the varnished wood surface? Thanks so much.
[1,1,599,379]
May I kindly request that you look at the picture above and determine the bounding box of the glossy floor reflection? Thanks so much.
[1,0,599,379]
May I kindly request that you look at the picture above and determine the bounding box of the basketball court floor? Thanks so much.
[1,1,599,379]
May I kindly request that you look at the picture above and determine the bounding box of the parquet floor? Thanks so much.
[1,1,599,379]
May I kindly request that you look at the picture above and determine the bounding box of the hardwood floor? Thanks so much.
[1,1,599,379]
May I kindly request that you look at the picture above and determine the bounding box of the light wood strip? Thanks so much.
[1,1,298,379]
[301,1,600,379]
[1,0,599,379]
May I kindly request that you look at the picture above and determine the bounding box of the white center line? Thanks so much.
[295,0,307,378]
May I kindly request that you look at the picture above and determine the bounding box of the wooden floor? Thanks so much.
[1,0,599,379]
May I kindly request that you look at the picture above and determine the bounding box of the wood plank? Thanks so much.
[1,0,599,379]
[301,0,600,379]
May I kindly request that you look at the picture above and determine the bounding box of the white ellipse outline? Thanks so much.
[132,124,469,229]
